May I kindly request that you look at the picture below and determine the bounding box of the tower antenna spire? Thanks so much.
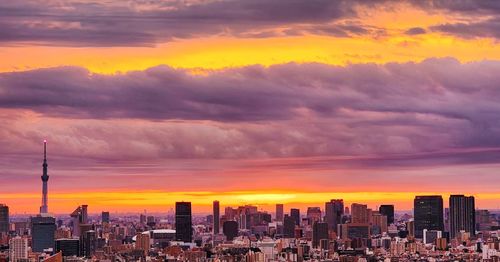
[40,139,49,214]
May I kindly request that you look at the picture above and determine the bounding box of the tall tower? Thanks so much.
[40,140,49,214]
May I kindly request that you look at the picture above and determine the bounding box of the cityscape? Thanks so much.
[1,141,499,261]
[1,0,500,261]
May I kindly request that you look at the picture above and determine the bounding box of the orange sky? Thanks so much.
[1,0,499,213]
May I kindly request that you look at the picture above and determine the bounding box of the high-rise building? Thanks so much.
[379,205,394,224]
[276,204,284,222]
[101,211,110,224]
[312,222,329,248]
[371,212,388,234]
[0,204,8,233]
[175,202,192,242]
[223,220,238,241]
[40,140,50,214]
[31,215,56,252]
[283,215,296,238]
[55,239,80,257]
[135,232,150,256]
[449,195,475,239]
[290,208,300,226]
[325,199,343,232]
[423,229,442,244]
[70,205,89,237]
[9,236,28,261]
[351,203,370,223]
[306,207,322,225]
[213,200,220,234]
[414,195,444,238]
[81,230,96,258]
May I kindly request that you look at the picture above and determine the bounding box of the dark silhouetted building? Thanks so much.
[223,221,238,241]
[414,195,444,238]
[325,199,343,232]
[283,215,296,238]
[290,209,300,226]
[312,222,329,248]
[449,195,475,239]
[55,239,80,257]
[379,205,394,225]
[81,230,96,258]
[175,202,192,242]
[276,204,284,222]
[0,204,8,233]
[101,211,110,224]
[31,215,56,252]
[213,201,220,234]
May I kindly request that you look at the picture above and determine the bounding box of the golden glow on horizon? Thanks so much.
[0,34,498,74]
[3,190,500,214]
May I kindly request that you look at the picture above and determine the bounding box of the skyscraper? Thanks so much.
[0,204,8,233]
[325,199,343,232]
[276,204,284,222]
[351,203,370,223]
[283,215,296,238]
[40,140,49,214]
[414,195,444,239]
[223,221,238,241]
[290,208,300,226]
[449,195,475,239]
[312,222,329,248]
[175,202,192,242]
[306,207,322,225]
[31,215,56,252]
[379,205,394,224]
[101,211,110,224]
[213,200,220,234]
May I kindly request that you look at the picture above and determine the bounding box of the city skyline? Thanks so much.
[1,0,500,214]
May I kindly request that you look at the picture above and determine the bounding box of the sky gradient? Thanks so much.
[1,0,500,214]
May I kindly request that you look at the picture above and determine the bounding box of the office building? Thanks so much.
[325,199,343,232]
[175,202,193,242]
[351,203,370,223]
[213,200,220,234]
[223,221,238,241]
[0,204,8,233]
[307,207,322,225]
[283,215,296,238]
[290,208,300,226]
[9,236,28,261]
[379,205,394,224]
[414,195,444,238]
[81,230,96,258]
[101,211,110,224]
[372,212,388,234]
[276,204,284,222]
[136,232,150,256]
[423,229,442,244]
[55,239,80,257]
[70,205,89,237]
[31,215,56,252]
[312,222,329,248]
[449,194,475,239]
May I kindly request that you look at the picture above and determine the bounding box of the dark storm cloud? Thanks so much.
[0,0,365,46]
[411,0,500,14]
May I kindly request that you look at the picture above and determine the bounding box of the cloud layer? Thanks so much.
[1,58,500,162]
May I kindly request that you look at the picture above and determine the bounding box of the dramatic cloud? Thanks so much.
[405,27,426,35]
[1,58,500,165]
[0,0,366,46]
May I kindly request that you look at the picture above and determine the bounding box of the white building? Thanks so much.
[9,236,28,262]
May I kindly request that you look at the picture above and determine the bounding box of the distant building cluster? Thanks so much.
[0,143,499,261]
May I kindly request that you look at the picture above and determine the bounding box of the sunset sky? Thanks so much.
[1,0,500,214]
